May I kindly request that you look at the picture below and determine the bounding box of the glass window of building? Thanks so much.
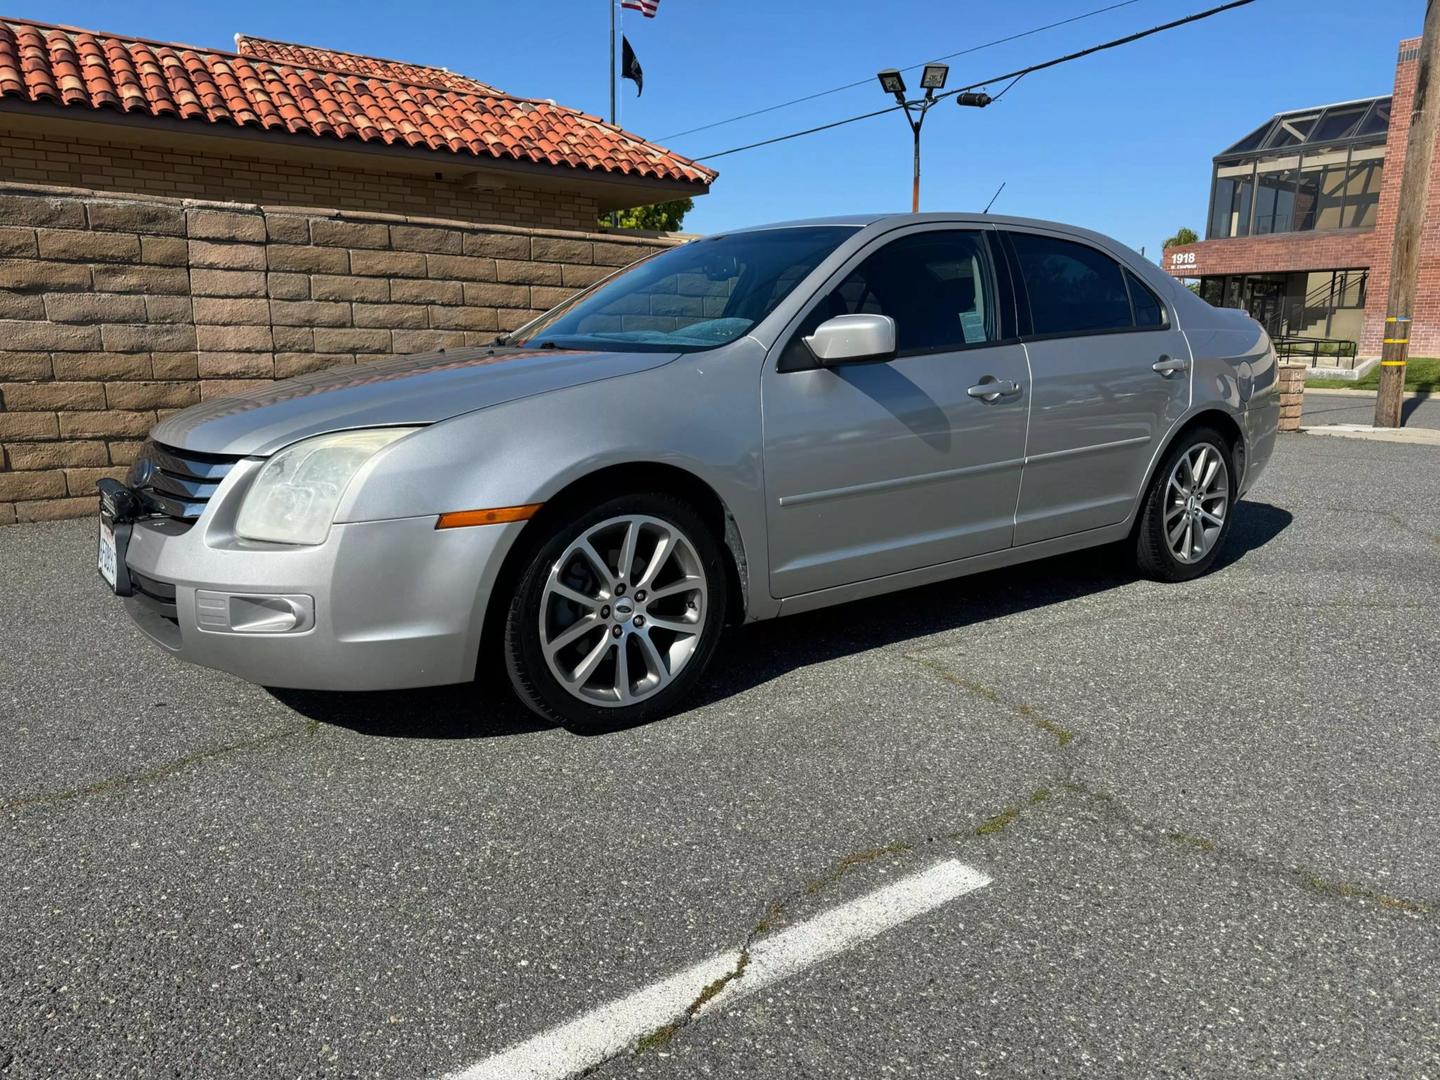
[1262,112,1318,149]
[1311,105,1367,142]
[1205,96,1390,240]
[1223,277,1243,309]
[1357,99,1391,137]
[1338,269,1367,307]
[1297,148,1350,231]
[1344,147,1385,228]
[1210,163,1255,238]
[1253,155,1300,234]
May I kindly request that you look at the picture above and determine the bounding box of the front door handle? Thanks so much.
[1152,355,1190,377]
[966,378,1021,402]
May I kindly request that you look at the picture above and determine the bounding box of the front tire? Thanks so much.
[1133,427,1235,582]
[503,493,728,730]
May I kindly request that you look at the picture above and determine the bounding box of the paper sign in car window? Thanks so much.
[959,311,987,344]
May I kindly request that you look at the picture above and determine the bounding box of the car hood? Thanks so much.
[152,346,680,456]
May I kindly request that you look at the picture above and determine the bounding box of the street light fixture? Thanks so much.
[878,62,972,213]
[876,68,906,101]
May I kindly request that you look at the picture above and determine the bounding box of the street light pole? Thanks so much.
[877,66,991,213]
[911,118,923,214]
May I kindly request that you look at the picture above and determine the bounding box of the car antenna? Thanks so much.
[983,181,1006,214]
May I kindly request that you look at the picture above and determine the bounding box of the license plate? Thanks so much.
[97,515,118,591]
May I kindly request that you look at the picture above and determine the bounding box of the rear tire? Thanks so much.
[1133,427,1235,582]
[503,493,727,731]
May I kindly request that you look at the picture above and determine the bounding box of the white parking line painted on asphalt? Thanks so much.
[441,859,992,1080]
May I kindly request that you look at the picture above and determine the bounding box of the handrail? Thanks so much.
[1275,335,1358,366]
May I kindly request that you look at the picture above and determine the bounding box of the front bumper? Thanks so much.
[118,506,523,692]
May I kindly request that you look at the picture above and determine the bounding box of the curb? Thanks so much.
[1301,423,1440,446]
[1304,387,1435,399]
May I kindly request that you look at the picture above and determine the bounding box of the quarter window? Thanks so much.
[1009,232,1135,336]
[1125,269,1166,329]
[782,230,1000,368]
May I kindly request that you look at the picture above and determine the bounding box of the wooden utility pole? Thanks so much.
[1376,0,1440,427]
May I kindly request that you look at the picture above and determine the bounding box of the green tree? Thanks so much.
[1163,226,1199,248]
[603,197,694,232]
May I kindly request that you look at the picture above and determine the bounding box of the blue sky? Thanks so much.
[21,0,1423,260]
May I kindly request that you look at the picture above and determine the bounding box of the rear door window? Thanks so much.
[1008,232,1134,336]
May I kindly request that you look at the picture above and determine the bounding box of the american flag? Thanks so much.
[621,0,659,17]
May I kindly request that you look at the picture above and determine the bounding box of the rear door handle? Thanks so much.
[1152,355,1190,377]
[966,378,1021,402]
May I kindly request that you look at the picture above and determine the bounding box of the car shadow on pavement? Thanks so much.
[690,499,1293,712]
[272,501,1291,739]
[268,684,551,740]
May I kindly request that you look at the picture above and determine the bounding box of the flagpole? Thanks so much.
[608,0,618,227]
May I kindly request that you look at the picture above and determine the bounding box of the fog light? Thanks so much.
[196,590,315,634]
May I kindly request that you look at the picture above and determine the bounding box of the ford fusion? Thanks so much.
[97,214,1279,729]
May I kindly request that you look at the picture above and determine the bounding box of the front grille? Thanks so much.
[127,440,243,525]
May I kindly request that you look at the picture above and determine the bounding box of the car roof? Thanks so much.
[719,212,1115,238]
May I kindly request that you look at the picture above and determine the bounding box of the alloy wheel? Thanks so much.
[538,514,708,707]
[1165,441,1229,564]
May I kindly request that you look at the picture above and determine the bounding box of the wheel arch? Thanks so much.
[1129,408,1247,532]
[475,460,751,679]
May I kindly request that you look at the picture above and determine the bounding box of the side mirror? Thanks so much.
[803,314,896,366]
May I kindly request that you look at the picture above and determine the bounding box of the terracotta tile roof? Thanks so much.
[0,16,714,186]
[232,34,500,96]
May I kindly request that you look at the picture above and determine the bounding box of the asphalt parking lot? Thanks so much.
[3,430,1438,1079]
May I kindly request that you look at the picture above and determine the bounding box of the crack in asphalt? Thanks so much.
[1316,506,1440,549]
[0,720,321,813]
[907,653,1076,749]
[603,655,1434,1073]
[913,652,1435,920]
[619,781,1063,1068]
[1065,779,1435,919]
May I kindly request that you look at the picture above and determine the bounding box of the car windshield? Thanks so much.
[508,226,857,353]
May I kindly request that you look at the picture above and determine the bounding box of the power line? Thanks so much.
[990,72,1028,102]
[694,0,1255,162]
[657,0,1144,142]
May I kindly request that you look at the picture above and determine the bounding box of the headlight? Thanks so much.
[235,427,420,545]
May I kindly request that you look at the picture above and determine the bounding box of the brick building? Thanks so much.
[1162,37,1438,366]
[0,16,714,522]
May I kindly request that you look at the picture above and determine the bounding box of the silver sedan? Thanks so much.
[97,214,1279,729]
